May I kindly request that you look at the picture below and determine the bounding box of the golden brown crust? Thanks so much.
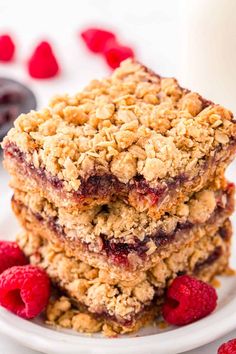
[45,295,160,336]
[17,225,231,335]
[2,59,236,216]
[11,183,234,280]
[12,185,231,243]
[3,58,236,337]
[17,220,232,292]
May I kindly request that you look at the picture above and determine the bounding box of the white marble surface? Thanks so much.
[0,0,235,352]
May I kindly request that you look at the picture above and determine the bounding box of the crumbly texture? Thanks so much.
[3,58,236,337]
[12,184,234,280]
[17,225,231,335]
[5,150,232,221]
[13,186,227,243]
[2,60,236,216]
[45,295,159,337]
[3,59,236,187]
[18,223,230,320]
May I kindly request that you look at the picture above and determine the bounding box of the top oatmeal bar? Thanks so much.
[2,59,236,217]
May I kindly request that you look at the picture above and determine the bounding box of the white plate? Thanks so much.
[0,164,235,354]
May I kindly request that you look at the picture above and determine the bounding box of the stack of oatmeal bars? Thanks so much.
[2,59,236,335]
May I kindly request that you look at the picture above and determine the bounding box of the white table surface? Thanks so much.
[0,0,235,352]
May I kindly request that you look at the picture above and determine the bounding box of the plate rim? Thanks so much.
[0,281,236,354]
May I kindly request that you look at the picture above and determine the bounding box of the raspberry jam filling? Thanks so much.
[5,142,230,208]
[5,140,236,206]
[194,246,223,273]
[27,201,225,265]
[100,222,193,266]
[12,184,232,269]
[4,143,167,202]
[99,204,229,267]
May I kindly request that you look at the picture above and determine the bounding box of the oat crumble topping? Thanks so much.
[3,59,236,192]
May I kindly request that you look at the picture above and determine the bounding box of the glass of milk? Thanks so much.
[178,0,236,114]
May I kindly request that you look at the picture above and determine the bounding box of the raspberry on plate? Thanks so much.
[218,339,236,354]
[0,34,15,62]
[0,265,50,319]
[0,241,28,274]
[81,28,116,53]
[162,275,218,326]
[27,41,60,79]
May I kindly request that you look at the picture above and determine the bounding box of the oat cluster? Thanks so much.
[3,60,235,192]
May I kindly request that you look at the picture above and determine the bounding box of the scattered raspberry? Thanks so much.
[0,265,50,319]
[103,41,134,69]
[0,35,15,62]
[162,275,217,326]
[0,241,28,274]
[81,28,116,53]
[218,339,236,354]
[28,41,60,79]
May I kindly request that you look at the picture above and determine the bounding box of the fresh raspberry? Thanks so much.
[0,265,50,319]
[0,241,28,274]
[218,339,236,354]
[0,34,15,62]
[81,28,116,53]
[28,41,60,79]
[103,41,134,69]
[162,275,217,325]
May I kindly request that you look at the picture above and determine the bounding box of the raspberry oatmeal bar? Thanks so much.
[2,60,236,218]
[11,182,234,280]
[17,220,232,335]
[2,59,236,336]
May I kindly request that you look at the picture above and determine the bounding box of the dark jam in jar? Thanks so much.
[0,78,37,139]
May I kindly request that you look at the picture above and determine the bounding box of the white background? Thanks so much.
[0,0,236,352]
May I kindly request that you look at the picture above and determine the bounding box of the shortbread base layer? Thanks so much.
[17,221,231,335]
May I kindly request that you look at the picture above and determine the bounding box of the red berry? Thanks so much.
[81,28,116,53]
[0,35,15,62]
[162,275,217,326]
[0,241,28,274]
[28,41,59,79]
[0,265,50,319]
[218,339,236,354]
[103,41,134,69]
